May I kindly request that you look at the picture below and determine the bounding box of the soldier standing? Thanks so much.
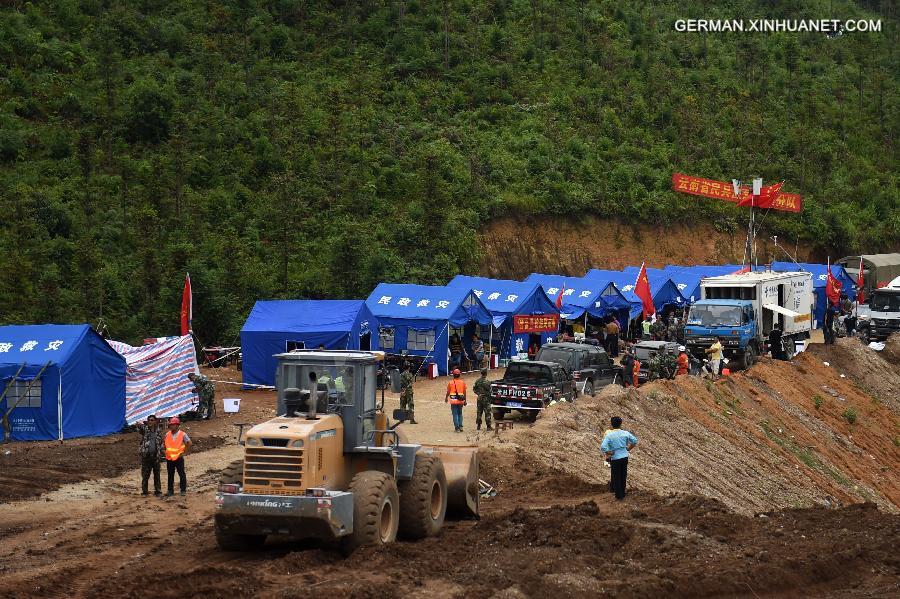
[399,362,417,424]
[473,368,493,431]
[136,414,163,496]
[188,372,215,419]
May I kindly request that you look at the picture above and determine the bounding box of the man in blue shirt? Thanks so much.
[600,416,638,500]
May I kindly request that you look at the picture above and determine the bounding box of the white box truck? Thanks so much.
[684,270,814,369]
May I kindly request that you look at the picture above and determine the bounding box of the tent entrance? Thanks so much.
[359,332,371,351]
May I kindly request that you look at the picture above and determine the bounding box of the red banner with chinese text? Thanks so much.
[513,314,560,334]
[671,173,802,213]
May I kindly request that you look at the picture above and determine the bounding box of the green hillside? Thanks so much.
[0,0,897,343]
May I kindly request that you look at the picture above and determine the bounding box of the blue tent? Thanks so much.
[241,300,372,386]
[585,269,687,312]
[365,284,493,375]
[447,276,560,359]
[768,262,857,327]
[525,274,638,320]
[0,324,126,441]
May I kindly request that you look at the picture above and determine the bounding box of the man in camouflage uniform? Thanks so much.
[648,350,677,381]
[399,362,417,424]
[473,368,493,431]
[188,372,215,419]
[135,414,164,496]
[651,318,667,341]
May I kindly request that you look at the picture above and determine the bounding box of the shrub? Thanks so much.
[841,408,857,425]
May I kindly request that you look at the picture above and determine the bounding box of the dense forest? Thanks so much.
[0,0,897,344]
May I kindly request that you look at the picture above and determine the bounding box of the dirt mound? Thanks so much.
[478,216,815,279]
[808,337,900,417]
[881,333,900,368]
[510,351,900,514]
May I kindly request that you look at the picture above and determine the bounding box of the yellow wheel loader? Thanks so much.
[214,351,479,553]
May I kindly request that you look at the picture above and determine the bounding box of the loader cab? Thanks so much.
[275,351,380,453]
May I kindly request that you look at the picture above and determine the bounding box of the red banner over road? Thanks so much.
[513,314,559,334]
[671,173,802,213]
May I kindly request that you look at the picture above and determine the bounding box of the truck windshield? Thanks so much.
[871,292,900,312]
[687,305,745,327]
[503,364,552,383]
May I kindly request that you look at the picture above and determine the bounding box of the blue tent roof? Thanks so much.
[365,283,493,327]
[0,324,126,441]
[524,273,637,319]
[447,276,558,327]
[240,300,371,386]
[585,269,687,310]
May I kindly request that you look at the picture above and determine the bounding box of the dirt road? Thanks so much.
[1,345,898,598]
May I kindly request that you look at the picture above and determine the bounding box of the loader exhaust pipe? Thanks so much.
[306,372,318,420]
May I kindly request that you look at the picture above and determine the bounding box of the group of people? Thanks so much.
[449,333,489,371]
[134,372,213,495]
[824,295,859,345]
[398,364,494,432]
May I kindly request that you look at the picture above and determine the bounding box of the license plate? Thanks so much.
[507,401,522,408]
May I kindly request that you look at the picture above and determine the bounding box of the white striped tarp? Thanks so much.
[109,335,199,424]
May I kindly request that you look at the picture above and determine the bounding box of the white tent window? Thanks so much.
[5,379,42,408]
[379,327,395,350]
[407,329,434,351]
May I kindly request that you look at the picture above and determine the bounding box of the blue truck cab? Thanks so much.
[684,299,758,369]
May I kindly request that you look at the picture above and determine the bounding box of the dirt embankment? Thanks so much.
[477,216,816,278]
[504,339,900,515]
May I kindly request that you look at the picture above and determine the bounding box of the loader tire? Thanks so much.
[398,456,448,540]
[341,471,399,555]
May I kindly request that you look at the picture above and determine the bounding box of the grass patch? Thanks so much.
[813,395,824,410]
[842,408,857,425]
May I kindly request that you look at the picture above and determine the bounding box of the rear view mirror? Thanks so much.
[392,409,409,423]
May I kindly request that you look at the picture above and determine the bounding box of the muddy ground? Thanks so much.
[0,342,898,598]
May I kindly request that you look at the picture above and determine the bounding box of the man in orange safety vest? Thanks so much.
[164,417,192,496]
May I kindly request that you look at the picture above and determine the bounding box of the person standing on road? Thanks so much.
[605,319,620,357]
[768,323,785,360]
[641,318,652,340]
[164,417,191,496]
[824,307,836,345]
[188,372,215,419]
[136,414,164,496]
[471,334,485,369]
[473,368,493,431]
[601,416,638,500]
[676,346,689,376]
[704,337,723,380]
[444,369,467,432]
[399,362,417,424]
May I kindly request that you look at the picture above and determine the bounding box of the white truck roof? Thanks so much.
[701,270,811,287]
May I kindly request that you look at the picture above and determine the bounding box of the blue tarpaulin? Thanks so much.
[525,274,638,320]
[0,324,126,441]
[585,269,687,313]
[365,284,493,374]
[447,276,560,359]
[241,300,371,386]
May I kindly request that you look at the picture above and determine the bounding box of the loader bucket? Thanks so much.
[421,445,479,518]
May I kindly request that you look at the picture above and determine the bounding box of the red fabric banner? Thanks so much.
[856,257,865,304]
[513,314,560,334]
[672,173,802,213]
[180,274,192,336]
[826,265,842,307]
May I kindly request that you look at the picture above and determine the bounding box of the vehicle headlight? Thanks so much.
[291,439,304,448]
[246,437,261,447]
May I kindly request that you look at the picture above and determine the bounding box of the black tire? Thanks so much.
[493,409,505,421]
[523,410,538,423]
[398,456,448,539]
[341,471,399,554]
[740,346,755,370]
[215,460,267,551]
[583,381,594,397]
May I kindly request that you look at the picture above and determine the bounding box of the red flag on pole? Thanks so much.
[180,273,192,336]
[825,260,842,308]
[555,285,566,309]
[856,257,865,304]
[634,263,655,318]
[737,181,784,208]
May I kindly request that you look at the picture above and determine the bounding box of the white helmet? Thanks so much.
[678,345,686,352]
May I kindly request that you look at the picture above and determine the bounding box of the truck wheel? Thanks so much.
[398,456,447,539]
[740,346,755,370]
[583,381,594,397]
[523,410,538,423]
[341,471,399,554]
[493,409,505,421]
